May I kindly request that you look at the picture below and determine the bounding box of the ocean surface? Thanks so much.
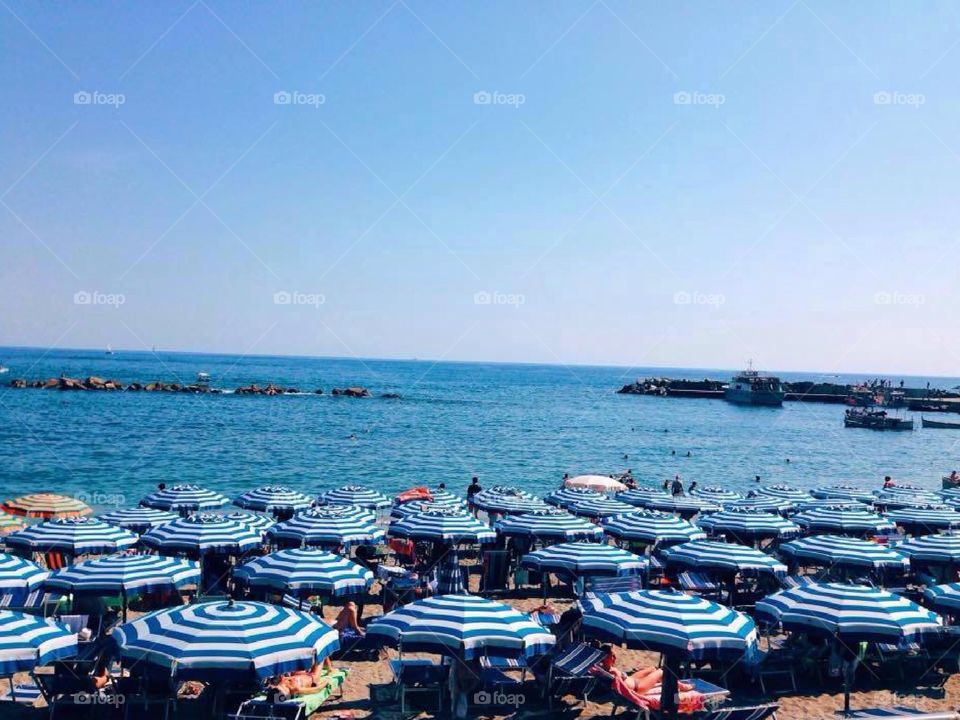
[0,346,957,514]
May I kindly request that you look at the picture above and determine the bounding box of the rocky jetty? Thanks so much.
[618,377,724,395]
[331,386,370,397]
[5,377,379,399]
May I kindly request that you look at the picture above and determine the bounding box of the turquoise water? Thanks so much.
[0,347,956,513]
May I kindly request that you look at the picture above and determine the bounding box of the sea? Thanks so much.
[0,346,957,514]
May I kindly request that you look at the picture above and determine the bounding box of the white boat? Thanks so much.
[724,362,784,406]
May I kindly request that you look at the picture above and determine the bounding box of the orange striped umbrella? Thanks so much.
[2,493,92,519]
[0,513,24,534]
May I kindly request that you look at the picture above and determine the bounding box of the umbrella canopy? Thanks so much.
[0,610,77,675]
[876,494,944,511]
[234,548,373,597]
[141,513,262,555]
[629,494,720,517]
[139,484,230,512]
[98,507,178,533]
[690,486,743,502]
[795,498,869,512]
[810,485,876,503]
[495,508,604,543]
[660,540,787,578]
[580,589,759,660]
[389,507,495,544]
[5,517,138,555]
[698,508,801,542]
[233,486,313,513]
[544,486,605,509]
[601,510,706,547]
[267,506,384,548]
[793,506,896,536]
[0,513,24,534]
[616,487,671,507]
[724,497,796,515]
[564,475,627,492]
[468,486,548,515]
[366,594,555,659]
[885,505,960,534]
[2,493,91,519]
[876,484,935,499]
[752,485,813,502]
[43,553,200,594]
[895,533,960,566]
[941,487,960,501]
[110,600,339,680]
[316,485,391,510]
[222,512,275,535]
[567,497,638,519]
[778,535,909,573]
[520,542,647,578]
[756,582,942,643]
[922,583,960,614]
[0,553,47,590]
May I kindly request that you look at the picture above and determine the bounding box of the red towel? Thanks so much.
[396,487,433,503]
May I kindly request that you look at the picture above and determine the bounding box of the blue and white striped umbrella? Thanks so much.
[0,610,77,675]
[495,508,604,542]
[579,589,758,660]
[690,486,743,502]
[98,507,179,533]
[391,500,445,520]
[469,486,548,515]
[629,494,721,517]
[756,583,942,643]
[567,497,638,519]
[922,583,960,614]
[661,540,787,578]
[268,506,384,548]
[5,517,138,555]
[724,497,796,515]
[779,536,909,572]
[222,512,275,535]
[141,513,262,555]
[43,553,200,594]
[885,505,960,533]
[434,548,465,595]
[0,553,47,590]
[876,493,943,510]
[698,508,801,542]
[366,594,555,659]
[520,542,647,578]
[545,486,605,509]
[316,485,391,510]
[428,489,468,508]
[233,549,373,597]
[810,485,876,503]
[895,533,960,566]
[389,507,495,544]
[876,484,935,499]
[793,506,896,536]
[616,487,671,507]
[110,600,339,680]
[601,510,706,547]
[941,487,960,501]
[234,486,313,513]
[752,485,813,502]
[795,498,870,512]
[139,484,230,512]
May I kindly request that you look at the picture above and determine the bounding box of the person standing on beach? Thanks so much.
[467,476,481,515]
[671,475,684,496]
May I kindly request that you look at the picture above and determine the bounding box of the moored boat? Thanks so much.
[724,362,784,407]
[923,416,960,429]
[843,408,913,431]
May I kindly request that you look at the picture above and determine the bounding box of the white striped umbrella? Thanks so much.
[616,487,671,507]
[141,513,262,555]
[779,535,909,573]
[753,485,813,502]
[698,508,801,542]
[43,552,200,595]
[5,517,138,555]
[0,553,47,590]
[316,485,391,510]
[810,485,876,503]
[629,494,721,518]
[876,484,935,499]
[366,594,555,659]
[494,508,604,542]
[567,497,638,519]
[110,600,339,680]
[428,489,468,508]
[0,513,24,534]
[564,475,627,492]
[660,540,787,578]
[795,498,870,511]
[98,507,178,533]
[234,548,373,597]
[875,493,943,510]
[0,610,77,675]
[520,542,647,578]
[941,487,960,501]
[468,486,549,515]
[724,497,796,515]
[690,486,743,502]
[885,505,960,534]
[1,493,91,519]
[139,484,230,512]
[601,510,706,547]
[922,583,960,614]
[895,533,960,566]
[389,507,495,544]
[222,512,275,535]
[233,486,313,513]
[267,506,384,548]
[544,486,605,509]
[793,506,896,536]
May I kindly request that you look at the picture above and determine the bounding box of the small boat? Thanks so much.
[844,408,913,430]
[923,416,960,429]
[724,361,784,406]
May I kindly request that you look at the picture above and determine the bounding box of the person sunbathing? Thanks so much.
[267,658,335,698]
[612,666,693,695]
[333,601,364,636]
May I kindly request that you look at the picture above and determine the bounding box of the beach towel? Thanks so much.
[396,487,433,503]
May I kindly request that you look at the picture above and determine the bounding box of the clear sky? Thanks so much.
[2,1,960,375]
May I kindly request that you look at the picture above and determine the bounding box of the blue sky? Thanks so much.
[2,1,960,374]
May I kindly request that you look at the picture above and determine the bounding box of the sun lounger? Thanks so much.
[0,680,42,704]
[480,550,511,595]
[389,658,446,714]
[678,571,720,597]
[479,655,528,694]
[585,575,643,594]
[232,668,348,720]
[533,642,604,708]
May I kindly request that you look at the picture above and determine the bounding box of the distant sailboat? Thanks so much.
[105,345,115,356]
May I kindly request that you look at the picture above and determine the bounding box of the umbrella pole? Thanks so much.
[661,654,681,720]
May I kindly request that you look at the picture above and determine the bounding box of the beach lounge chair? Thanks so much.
[33,661,107,719]
[678,572,720,598]
[534,642,604,708]
[480,550,511,594]
[752,639,798,695]
[389,658,447,714]
[115,669,177,720]
[0,680,42,704]
[478,655,527,695]
[584,575,643,594]
[231,668,348,720]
